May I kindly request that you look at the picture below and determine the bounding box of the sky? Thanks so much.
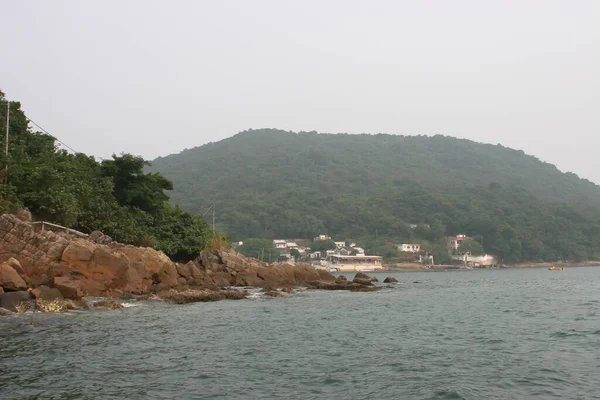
[1,0,599,183]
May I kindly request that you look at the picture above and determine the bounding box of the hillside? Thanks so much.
[150,129,600,262]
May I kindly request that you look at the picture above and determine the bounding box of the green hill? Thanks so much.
[150,129,600,263]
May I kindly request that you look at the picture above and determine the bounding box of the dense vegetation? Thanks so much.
[0,91,211,261]
[150,129,600,263]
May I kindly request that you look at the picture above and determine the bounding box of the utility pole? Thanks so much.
[4,101,8,185]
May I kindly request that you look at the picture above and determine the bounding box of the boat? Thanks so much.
[548,266,564,271]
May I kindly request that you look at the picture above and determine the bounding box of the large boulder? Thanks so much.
[353,272,377,285]
[15,208,32,222]
[51,276,84,299]
[234,271,264,287]
[0,262,28,291]
[0,291,33,312]
[32,285,64,302]
[118,246,178,287]
[383,276,399,283]
[6,258,26,276]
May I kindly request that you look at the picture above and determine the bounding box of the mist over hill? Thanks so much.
[150,129,600,263]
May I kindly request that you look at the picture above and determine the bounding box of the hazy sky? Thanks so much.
[2,1,599,182]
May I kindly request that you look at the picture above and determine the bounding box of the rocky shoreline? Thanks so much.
[0,213,386,315]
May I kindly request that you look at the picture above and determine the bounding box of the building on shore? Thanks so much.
[451,253,497,267]
[448,234,471,251]
[398,243,421,253]
[323,254,383,272]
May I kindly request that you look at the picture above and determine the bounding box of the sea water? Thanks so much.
[2,267,600,399]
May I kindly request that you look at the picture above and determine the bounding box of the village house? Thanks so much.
[273,240,287,249]
[314,234,331,241]
[398,243,421,253]
[448,234,470,250]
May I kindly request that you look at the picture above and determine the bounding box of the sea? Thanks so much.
[2,267,600,400]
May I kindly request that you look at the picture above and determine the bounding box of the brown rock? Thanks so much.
[51,276,84,299]
[162,288,247,304]
[0,263,28,291]
[6,258,26,276]
[0,287,3,295]
[210,271,233,287]
[15,208,32,222]
[32,285,64,302]
[263,290,285,297]
[197,251,224,272]
[61,240,95,264]
[383,276,399,283]
[353,272,378,282]
[234,271,264,287]
[93,300,124,309]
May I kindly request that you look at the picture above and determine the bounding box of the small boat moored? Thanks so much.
[548,266,564,271]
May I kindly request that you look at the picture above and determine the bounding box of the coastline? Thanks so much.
[382,260,600,271]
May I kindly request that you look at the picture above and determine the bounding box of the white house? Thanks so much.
[334,241,346,249]
[398,244,421,253]
[451,253,497,267]
[352,247,365,255]
[314,234,331,241]
[273,240,287,249]
[286,242,299,249]
[448,234,471,250]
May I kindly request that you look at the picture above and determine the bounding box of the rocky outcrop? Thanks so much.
[0,213,381,309]
[352,272,378,285]
[0,291,33,312]
[0,262,27,290]
[383,276,399,283]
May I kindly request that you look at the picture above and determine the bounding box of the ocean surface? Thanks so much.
[2,267,600,399]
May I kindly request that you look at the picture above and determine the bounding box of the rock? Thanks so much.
[234,271,264,287]
[0,307,13,316]
[0,286,3,295]
[89,231,112,245]
[93,300,124,309]
[383,276,399,283]
[353,272,378,282]
[15,208,32,222]
[32,286,64,302]
[0,263,28,291]
[51,276,84,299]
[308,280,380,292]
[263,290,285,297]
[162,289,247,304]
[0,291,33,312]
[337,275,348,281]
[6,258,26,276]
[210,271,234,287]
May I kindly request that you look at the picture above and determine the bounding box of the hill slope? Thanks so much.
[150,129,600,262]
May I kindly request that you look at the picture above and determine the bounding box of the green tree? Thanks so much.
[237,238,279,261]
[290,248,300,261]
[458,238,485,256]
[310,239,336,253]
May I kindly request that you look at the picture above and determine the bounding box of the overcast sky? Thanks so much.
[2,1,599,182]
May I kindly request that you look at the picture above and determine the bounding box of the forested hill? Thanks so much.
[150,129,600,262]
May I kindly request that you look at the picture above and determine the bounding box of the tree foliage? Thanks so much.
[310,239,336,253]
[149,128,600,263]
[0,91,211,262]
[236,238,280,261]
